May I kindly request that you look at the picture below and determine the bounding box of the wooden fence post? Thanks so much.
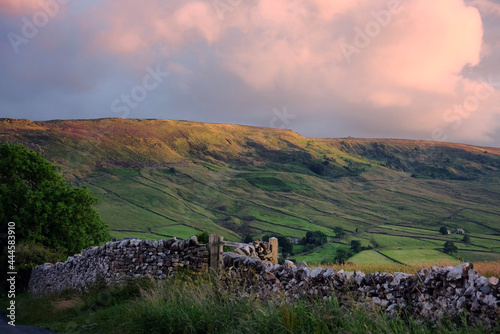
[218,235,224,270]
[209,233,219,273]
[269,237,278,265]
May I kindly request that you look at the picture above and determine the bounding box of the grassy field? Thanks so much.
[379,248,460,266]
[349,250,398,266]
[80,162,500,265]
[292,243,351,264]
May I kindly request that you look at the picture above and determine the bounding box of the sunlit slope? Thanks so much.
[0,118,355,178]
[1,117,500,264]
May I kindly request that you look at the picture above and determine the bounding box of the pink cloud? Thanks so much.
[90,0,496,142]
[90,1,221,59]
[0,0,41,15]
[367,0,483,94]
[10,0,497,144]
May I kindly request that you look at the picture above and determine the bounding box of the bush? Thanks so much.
[12,241,64,290]
[196,231,210,244]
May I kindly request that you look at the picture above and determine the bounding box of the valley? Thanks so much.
[2,118,500,266]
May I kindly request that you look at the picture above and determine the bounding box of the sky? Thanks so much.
[1,0,500,147]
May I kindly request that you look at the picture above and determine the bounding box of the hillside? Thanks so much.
[2,118,500,265]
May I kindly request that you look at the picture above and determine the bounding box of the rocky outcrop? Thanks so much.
[221,256,500,325]
[29,237,208,295]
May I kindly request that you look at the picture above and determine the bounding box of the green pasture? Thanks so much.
[349,250,398,266]
[379,249,460,266]
[82,159,500,268]
[291,243,350,264]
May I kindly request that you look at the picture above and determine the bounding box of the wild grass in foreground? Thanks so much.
[317,260,500,278]
[5,271,496,334]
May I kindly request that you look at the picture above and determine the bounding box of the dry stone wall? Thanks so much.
[29,236,208,295]
[221,254,500,325]
[29,236,500,325]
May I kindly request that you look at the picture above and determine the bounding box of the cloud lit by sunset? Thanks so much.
[1,0,499,146]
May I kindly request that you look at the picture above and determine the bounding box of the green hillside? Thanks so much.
[2,118,500,265]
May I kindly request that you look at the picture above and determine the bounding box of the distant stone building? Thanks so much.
[455,228,465,235]
[290,237,302,244]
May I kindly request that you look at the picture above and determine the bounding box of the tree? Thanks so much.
[335,249,349,265]
[439,227,448,235]
[443,241,458,255]
[243,234,254,243]
[0,143,109,255]
[302,230,327,246]
[462,234,471,245]
[333,227,346,239]
[350,240,362,253]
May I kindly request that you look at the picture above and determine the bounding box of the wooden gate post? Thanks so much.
[209,234,225,273]
[218,235,224,270]
[209,233,219,273]
[269,237,278,265]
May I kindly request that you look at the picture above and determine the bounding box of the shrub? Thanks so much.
[11,241,64,290]
[196,231,210,244]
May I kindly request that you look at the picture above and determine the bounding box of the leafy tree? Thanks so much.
[301,231,327,246]
[335,249,349,265]
[443,241,458,255]
[439,227,448,235]
[333,227,346,239]
[462,234,471,245]
[350,240,362,253]
[0,143,109,255]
